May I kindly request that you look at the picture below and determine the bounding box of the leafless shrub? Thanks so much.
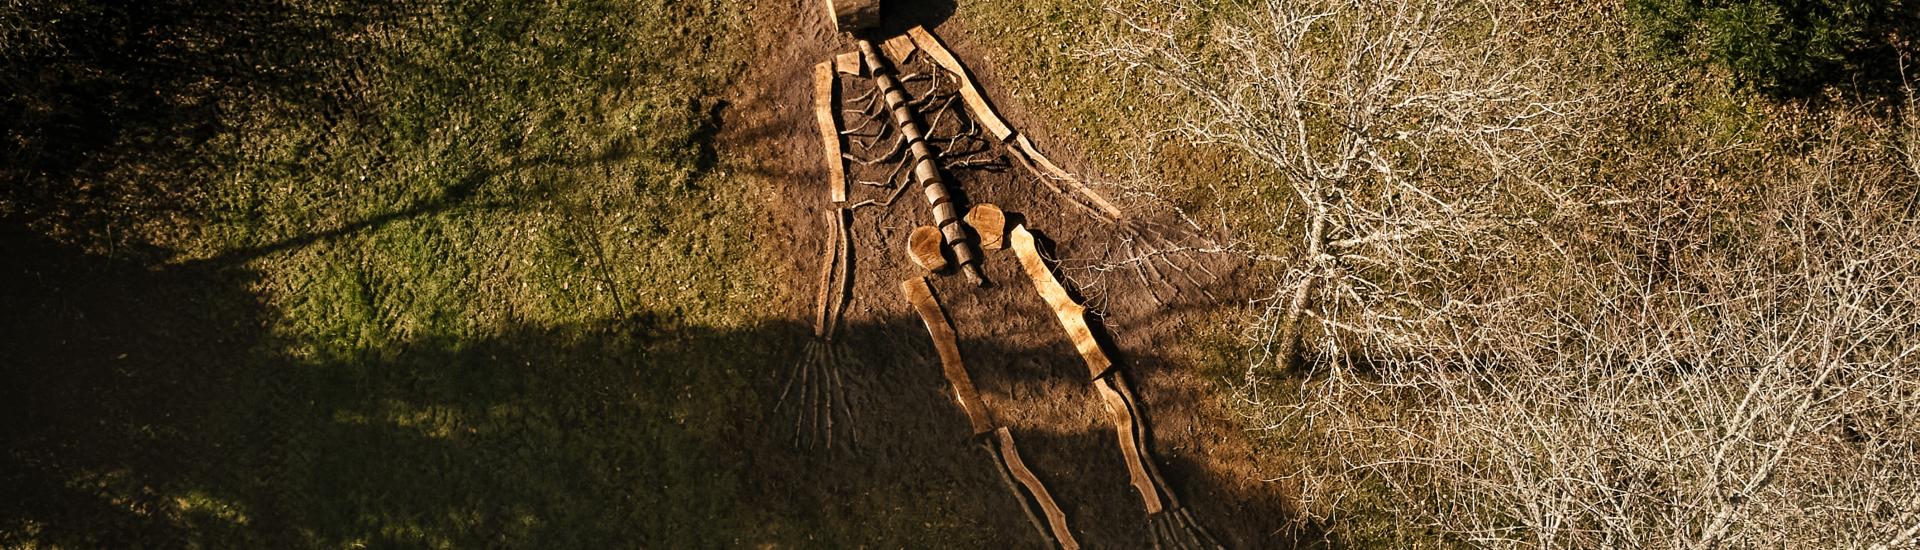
[1099,0,1920,546]
[1098,0,1606,373]
[1283,164,1920,547]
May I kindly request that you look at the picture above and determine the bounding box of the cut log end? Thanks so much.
[833,51,864,76]
[966,203,1007,250]
[880,34,917,64]
[908,225,948,273]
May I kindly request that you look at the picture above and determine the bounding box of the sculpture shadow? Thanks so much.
[875,0,957,39]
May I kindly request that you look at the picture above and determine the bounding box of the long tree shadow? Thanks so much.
[2,215,795,547]
[3,215,1339,548]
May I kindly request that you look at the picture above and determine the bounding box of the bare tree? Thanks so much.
[1098,0,1598,374]
[1099,0,1920,546]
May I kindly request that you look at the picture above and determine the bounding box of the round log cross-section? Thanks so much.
[826,0,882,33]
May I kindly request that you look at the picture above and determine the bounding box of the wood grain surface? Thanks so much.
[901,276,993,435]
[1010,225,1114,379]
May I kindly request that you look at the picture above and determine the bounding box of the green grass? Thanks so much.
[3,0,800,547]
[8,0,1905,546]
[955,0,1281,236]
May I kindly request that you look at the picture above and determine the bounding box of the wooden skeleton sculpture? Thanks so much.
[777,3,1219,548]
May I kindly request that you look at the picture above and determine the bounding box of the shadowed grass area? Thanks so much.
[2,0,788,546]
[2,0,1055,544]
[2,222,775,546]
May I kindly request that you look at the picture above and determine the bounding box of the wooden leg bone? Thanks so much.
[1010,223,1220,548]
[903,276,1078,549]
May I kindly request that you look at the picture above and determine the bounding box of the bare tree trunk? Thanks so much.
[1275,206,1325,372]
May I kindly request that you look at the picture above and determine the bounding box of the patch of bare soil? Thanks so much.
[722,1,1310,546]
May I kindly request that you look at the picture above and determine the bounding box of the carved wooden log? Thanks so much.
[1010,225,1114,379]
[908,225,947,272]
[860,39,986,285]
[1011,224,1174,515]
[813,62,848,203]
[901,276,993,435]
[904,275,1078,548]
[1108,370,1180,510]
[994,427,1081,550]
[966,203,1006,250]
[1094,374,1166,514]
[825,0,881,33]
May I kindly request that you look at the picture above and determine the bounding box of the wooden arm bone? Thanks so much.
[906,26,1016,142]
[812,62,847,203]
[1010,224,1115,379]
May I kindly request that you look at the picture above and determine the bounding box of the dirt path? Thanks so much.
[722,1,1307,546]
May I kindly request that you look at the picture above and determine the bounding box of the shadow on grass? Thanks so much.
[0,220,770,547]
[1,0,423,246]
[0,216,1340,548]
[1,1,1328,546]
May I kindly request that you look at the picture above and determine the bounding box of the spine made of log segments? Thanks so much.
[858,39,987,285]
[1010,225,1114,379]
